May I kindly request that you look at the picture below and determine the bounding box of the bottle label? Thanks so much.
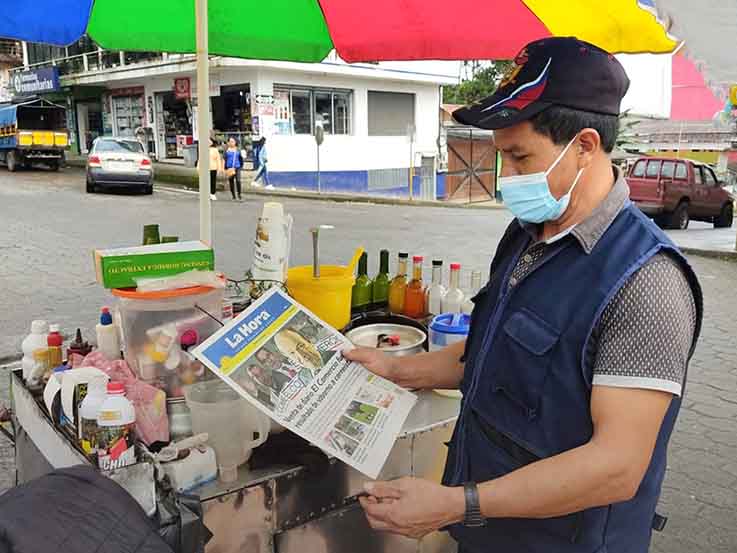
[98,409,123,422]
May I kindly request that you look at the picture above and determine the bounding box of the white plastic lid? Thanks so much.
[49,324,60,333]
[261,201,284,220]
[31,320,49,334]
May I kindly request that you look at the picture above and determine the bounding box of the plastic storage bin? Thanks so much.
[113,285,224,397]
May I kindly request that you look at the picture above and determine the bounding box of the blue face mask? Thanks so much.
[499,135,584,224]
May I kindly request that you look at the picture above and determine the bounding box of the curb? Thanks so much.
[67,157,504,210]
[158,181,505,210]
[680,247,737,262]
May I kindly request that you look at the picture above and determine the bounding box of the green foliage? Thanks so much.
[443,61,513,105]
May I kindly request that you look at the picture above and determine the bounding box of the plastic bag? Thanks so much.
[135,270,225,293]
[75,351,169,445]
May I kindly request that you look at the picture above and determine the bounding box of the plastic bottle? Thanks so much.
[441,263,465,314]
[96,307,122,361]
[46,325,63,380]
[425,260,446,316]
[97,381,136,469]
[251,202,293,283]
[351,252,373,313]
[388,253,409,314]
[22,320,48,382]
[403,256,426,318]
[462,271,483,314]
[372,249,390,309]
[79,375,109,459]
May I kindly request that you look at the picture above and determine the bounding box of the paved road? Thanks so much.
[1,168,736,552]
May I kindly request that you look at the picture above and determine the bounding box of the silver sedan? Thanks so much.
[86,137,154,194]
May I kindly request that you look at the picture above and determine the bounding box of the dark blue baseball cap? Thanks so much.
[453,37,630,130]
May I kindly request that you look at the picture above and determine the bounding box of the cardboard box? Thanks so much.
[94,241,214,289]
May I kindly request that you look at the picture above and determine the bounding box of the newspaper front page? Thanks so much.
[193,288,417,479]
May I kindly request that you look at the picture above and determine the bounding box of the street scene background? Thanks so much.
[1,169,736,552]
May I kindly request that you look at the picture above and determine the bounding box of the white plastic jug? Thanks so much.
[184,380,270,482]
[251,202,292,283]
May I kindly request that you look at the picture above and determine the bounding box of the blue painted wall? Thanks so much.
[269,170,447,200]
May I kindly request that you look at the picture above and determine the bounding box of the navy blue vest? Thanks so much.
[442,203,703,553]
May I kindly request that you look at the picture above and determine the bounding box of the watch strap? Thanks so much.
[463,482,485,527]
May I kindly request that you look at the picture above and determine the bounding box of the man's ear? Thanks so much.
[577,128,601,168]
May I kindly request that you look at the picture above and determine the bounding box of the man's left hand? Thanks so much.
[359,477,465,539]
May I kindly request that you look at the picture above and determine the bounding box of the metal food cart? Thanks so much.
[8,365,460,553]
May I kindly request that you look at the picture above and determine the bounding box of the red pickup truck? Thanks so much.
[627,157,734,229]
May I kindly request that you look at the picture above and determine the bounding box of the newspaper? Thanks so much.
[192,288,417,479]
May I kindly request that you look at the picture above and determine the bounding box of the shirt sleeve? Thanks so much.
[591,252,697,396]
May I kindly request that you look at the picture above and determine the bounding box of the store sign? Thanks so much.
[12,67,60,95]
[110,86,145,97]
[175,77,190,100]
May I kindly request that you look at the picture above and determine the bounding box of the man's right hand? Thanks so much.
[342,347,400,383]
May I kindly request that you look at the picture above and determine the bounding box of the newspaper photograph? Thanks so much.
[192,288,417,479]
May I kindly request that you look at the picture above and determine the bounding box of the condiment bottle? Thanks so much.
[79,375,109,461]
[388,252,409,314]
[67,328,92,360]
[97,381,136,469]
[351,252,373,313]
[46,325,63,380]
[425,260,446,316]
[462,271,483,314]
[22,320,48,382]
[96,307,122,361]
[403,255,426,318]
[372,249,390,309]
[441,263,465,314]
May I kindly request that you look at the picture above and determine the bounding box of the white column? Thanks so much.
[21,41,29,68]
[195,0,212,244]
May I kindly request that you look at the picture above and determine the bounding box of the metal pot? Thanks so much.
[345,323,426,356]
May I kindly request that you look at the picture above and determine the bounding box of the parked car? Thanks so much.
[627,157,734,229]
[86,137,153,194]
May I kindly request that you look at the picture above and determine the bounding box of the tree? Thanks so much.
[443,61,513,105]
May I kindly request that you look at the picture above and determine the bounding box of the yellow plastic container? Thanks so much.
[287,265,355,330]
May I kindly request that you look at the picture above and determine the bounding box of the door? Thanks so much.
[76,103,89,154]
[690,165,709,217]
[702,166,724,218]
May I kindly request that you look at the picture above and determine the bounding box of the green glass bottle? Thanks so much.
[351,252,373,313]
[372,250,390,309]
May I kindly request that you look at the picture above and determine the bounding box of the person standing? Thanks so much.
[208,138,223,201]
[253,137,270,188]
[347,37,702,553]
[224,137,243,201]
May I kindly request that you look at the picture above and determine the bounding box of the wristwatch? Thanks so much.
[463,482,486,527]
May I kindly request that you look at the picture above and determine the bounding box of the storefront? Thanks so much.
[109,86,145,138]
[155,87,193,159]
[212,83,251,136]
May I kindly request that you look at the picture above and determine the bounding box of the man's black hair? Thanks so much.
[529,105,620,154]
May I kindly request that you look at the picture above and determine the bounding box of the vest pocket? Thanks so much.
[496,309,560,419]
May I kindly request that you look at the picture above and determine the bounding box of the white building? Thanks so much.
[16,47,456,198]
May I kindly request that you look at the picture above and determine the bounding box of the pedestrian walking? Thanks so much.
[253,137,270,188]
[205,137,223,201]
[224,137,243,201]
[347,37,703,553]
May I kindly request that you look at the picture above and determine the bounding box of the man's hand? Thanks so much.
[359,477,465,539]
[343,347,399,383]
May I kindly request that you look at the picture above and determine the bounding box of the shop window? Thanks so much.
[367,91,415,136]
[274,86,352,135]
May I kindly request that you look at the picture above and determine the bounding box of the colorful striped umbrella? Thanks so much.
[2,0,676,62]
[0,0,676,242]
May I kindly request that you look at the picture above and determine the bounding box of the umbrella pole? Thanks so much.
[195,0,212,244]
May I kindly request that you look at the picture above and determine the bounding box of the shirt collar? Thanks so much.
[521,166,629,254]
